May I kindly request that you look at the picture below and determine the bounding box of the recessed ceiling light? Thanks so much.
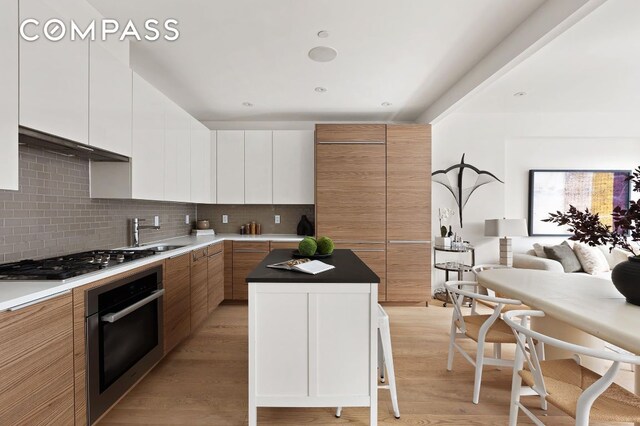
[513,91,527,97]
[308,46,338,62]
[381,102,392,107]
[242,102,254,107]
[317,30,329,38]
[315,87,327,93]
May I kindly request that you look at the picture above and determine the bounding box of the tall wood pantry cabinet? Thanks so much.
[315,124,431,303]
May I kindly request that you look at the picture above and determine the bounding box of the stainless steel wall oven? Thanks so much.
[85,265,163,424]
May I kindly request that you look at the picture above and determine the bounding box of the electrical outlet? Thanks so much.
[222,214,228,224]
[185,215,189,224]
[275,215,281,224]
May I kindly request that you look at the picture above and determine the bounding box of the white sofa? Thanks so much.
[513,243,630,279]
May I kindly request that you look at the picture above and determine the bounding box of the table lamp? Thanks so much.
[484,218,528,267]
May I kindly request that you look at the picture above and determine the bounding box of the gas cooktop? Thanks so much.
[0,250,157,280]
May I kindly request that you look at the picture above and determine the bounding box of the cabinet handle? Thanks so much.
[233,250,268,253]
[7,290,71,311]
[101,289,164,323]
[352,249,385,252]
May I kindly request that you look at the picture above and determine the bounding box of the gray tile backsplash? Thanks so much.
[196,204,314,235]
[0,146,195,263]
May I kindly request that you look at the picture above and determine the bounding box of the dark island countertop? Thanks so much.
[246,249,380,284]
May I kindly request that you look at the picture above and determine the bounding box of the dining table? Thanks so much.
[477,268,640,398]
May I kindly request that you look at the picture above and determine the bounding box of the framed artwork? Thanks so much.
[528,169,631,236]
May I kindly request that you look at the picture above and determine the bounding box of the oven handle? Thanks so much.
[100,289,165,323]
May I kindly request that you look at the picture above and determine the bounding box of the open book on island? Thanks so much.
[267,258,335,275]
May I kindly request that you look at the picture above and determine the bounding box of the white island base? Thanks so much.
[248,281,378,425]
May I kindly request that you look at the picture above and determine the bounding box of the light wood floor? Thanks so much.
[99,302,635,425]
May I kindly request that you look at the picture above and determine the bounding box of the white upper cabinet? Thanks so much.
[244,131,273,204]
[189,120,211,203]
[89,43,132,156]
[216,131,244,204]
[20,0,89,144]
[131,73,165,200]
[273,130,315,204]
[0,0,18,190]
[164,101,191,202]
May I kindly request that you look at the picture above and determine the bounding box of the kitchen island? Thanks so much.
[246,249,379,425]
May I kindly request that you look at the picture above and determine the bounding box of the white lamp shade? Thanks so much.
[484,218,529,238]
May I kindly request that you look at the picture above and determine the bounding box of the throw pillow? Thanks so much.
[610,247,632,268]
[532,243,547,258]
[573,243,610,275]
[543,241,583,273]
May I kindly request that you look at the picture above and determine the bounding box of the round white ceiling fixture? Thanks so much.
[381,102,393,107]
[315,87,327,93]
[308,46,338,62]
[242,102,254,107]
[513,91,527,97]
[317,30,329,38]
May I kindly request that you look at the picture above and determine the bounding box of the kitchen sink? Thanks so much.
[146,245,187,253]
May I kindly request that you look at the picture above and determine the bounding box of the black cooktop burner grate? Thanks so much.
[0,250,157,280]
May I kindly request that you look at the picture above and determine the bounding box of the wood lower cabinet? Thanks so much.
[315,142,386,243]
[0,292,75,425]
[224,240,234,299]
[232,241,270,300]
[269,241,301,251]
[190,247,208,331]
[387,243,431,302]
[208,243,224,313]
[336,243,386,301]
[164,253,191,354]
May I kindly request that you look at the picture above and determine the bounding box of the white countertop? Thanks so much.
[0,233,302,311]
[478,268,640,354]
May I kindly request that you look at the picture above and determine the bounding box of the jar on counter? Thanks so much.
[240,225,246,235]
[250,221,256,235]
[256,223,261,235]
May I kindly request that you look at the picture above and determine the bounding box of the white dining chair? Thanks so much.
[445,280,536,404]
[471,264,530,313]
[504,310,640,426]
[336,304,400,419]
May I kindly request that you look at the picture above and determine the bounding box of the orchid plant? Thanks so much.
[438,208,455,237]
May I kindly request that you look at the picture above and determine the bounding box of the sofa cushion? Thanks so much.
[573,242,610,275]
[610,248,632,268]
[533,243,547,258]
[543,241,583,273]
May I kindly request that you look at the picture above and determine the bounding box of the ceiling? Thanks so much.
[459,0,640,114]
[86,0,544,123]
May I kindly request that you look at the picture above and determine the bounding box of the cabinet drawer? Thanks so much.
[233,251,268,300]
[233,241,270,252]
[192,246,209,261]
[316,124,385,144]
[208,242,223,255]
[270,241,301,251]
[387,243,431,303]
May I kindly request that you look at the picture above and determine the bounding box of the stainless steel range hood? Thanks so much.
[19,127,130,162]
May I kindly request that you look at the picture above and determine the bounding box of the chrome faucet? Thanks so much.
[131,217,161,247]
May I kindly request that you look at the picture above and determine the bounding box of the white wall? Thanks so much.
[431,111,640,288]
